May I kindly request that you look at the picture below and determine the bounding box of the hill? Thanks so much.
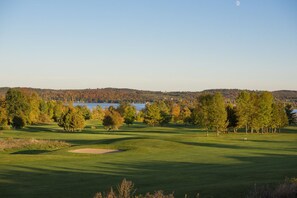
[0,87,296,104]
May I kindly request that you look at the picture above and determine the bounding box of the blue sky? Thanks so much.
[0,0,296,91]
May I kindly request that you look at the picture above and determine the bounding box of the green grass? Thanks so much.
[0,122,297,198]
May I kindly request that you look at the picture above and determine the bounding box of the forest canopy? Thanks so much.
[0,87,296,105]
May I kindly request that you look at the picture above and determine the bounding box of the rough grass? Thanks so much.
[94,179,175,198]
[0,122,296,198]
[0,138,70,151]
[247,178,297,198]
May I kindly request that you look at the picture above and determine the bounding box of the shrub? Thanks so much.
[58,107,85,132]
[247,178,297,198]
[94,179,175,198]
[12,115,27,129]
[38,113,52,123]
[102,108,124,131]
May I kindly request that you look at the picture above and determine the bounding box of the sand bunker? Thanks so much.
[69,148,121,154]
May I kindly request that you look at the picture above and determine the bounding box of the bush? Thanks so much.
[94,179,175,198]
[247,178,297,198]
[38,113,52,123]
[102,108,124,131]
[58,108,85,132]
[12,115,27,129]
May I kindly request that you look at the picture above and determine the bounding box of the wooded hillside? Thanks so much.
[0,87,296,104]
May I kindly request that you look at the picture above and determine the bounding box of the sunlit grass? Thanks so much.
[0,122,296,197]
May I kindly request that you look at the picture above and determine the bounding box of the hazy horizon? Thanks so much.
[0,0,296,91]
[0,86,296,92]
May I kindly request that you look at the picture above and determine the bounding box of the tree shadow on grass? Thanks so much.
[21,126,63,133]
[177,141,252,150]
[65,136,145,146]
[11,150,52,155]
[0,153,297,198]
[247,139,293,144]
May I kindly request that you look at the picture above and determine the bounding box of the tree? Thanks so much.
[117,102,137,125]
[191,105,205,126]
[212,93,228,134]
[285,104,296,125]
[12,115,26,129]
[135,110,144,122]
[179,106,191,125]
[58,107,85,132]
[38,100,52,123]
[53,101,65,122]
[143,103,161,126]
[236,91,252,133]
[156,101,171,126]
[271,101,288,132]
[5,89,31,128]
[0,99,8,129]
[28,92,41,124]
[75,105,92,120]
[91,105,105,121]
[171,103,181,123]
[192,93,227,135]
[226,104,238,132]
[257,92,274,133]
[246,92,274,133]
[102,107,124,131]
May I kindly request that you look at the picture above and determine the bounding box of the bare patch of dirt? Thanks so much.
[69,148,121,154]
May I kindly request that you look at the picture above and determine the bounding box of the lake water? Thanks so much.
[73,103,297,113]
[73,102,146,111]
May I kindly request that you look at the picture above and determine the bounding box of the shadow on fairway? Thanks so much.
[0,153,296,198]
[178,141,250,150]
[11,150,52,155]
[65,136,145,146]
[19,124,206,135]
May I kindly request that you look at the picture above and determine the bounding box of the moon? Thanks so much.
[236,0,240,6]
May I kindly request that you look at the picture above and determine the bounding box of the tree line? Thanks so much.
[0,88,296,133]
[1,87,296,105]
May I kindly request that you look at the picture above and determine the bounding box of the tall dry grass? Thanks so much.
[94,179,175,198]
[247,178,297,198]
[0,138,70,151]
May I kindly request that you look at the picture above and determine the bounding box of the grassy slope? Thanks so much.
[0,122,297,198]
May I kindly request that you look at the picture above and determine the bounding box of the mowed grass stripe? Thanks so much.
[0,122,296,197]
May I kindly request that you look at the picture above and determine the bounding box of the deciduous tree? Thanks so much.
[236,91,252,133]
[117,102,136,125]
[143,103,161,126]
[58,107,85,132]
[102,107,124,131]
[5,89,31,128]
[91,105,105,121]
